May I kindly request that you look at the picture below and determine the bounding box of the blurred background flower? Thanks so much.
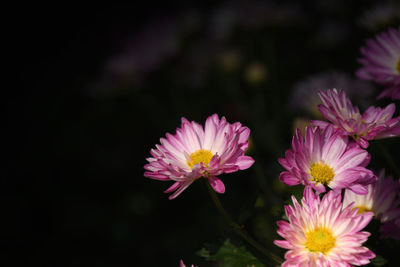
[290,71,375,118]
[357,2,400,32]
[356,27,400,100]
[343,169,400,239]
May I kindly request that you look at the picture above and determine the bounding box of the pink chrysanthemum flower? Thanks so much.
[274,187,376,266]
[343,170,400,240]
[278,125,376,194]
[356,27,400,100]
[144,114,254,199]
[311,89,400,148]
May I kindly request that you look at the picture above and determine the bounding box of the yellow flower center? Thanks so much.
[187,149,213,169]
[310,162,335,185]
[353,205,373,215]
[305,227,336,254]
[397,58,400,74]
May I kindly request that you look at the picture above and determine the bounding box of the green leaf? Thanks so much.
[195,247,213,260]
[197,239,265,267]
[371,255,388,266]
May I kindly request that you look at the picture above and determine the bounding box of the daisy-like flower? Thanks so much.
[274,187,376,266]
[343,170,400,240]
[278,125,376,194]
[144,114,254,199]
[311,89,400,148]
[356,27,400,100]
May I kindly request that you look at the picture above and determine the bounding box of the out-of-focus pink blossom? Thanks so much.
[343,171,400,240]
[357,3,400,32]
[356,27,400,100]
[290,71,374,117]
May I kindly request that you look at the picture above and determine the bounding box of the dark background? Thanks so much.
[5,1,400,266]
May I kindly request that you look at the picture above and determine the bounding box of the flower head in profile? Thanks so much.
[356,27,400,100]
[144,114,254,199]
[311,89,400,148]
[274,187,375,266]
[279,125,376,194]
[343,170,400,239]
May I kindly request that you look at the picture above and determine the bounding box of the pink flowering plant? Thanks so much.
[275,187,375,266]
[144,114,254,199]
[311,88,400,148]
[18,3,400,266]
[143,26,400,267]
[278,124,376,194]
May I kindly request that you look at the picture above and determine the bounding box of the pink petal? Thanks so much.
[209,176,225,194]
[168,181,194,200]
[348,184,368,195]
[236,155,255,170]
[164,181,181,193]
[280,172,300,185]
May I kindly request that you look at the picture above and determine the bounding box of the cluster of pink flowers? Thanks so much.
[277,86,400,265]
[144,112,399,266]
[282,28,400,263]
[144,26,400,267]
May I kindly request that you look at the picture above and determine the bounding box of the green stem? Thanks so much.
[205,180,283,265]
